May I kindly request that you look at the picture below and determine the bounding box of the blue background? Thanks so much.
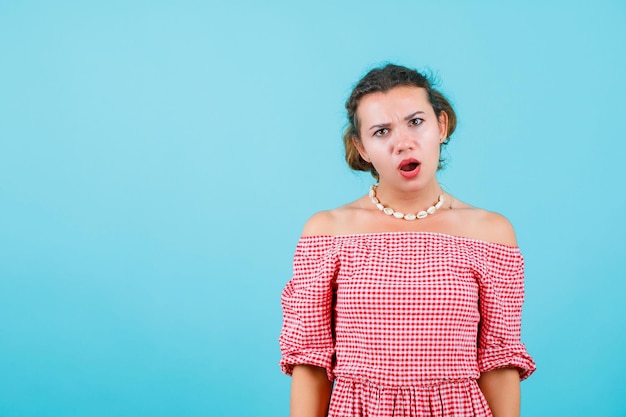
[1,1,625,416]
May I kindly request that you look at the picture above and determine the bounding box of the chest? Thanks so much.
[334,245,480,320]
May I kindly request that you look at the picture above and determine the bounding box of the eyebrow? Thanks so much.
[368,111,426,131]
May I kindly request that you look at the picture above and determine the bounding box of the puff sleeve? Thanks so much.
[476,246,536,380]
[279,237,338,380]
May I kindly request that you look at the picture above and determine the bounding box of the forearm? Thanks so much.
[477,367,521,417]
[290,365,333,417]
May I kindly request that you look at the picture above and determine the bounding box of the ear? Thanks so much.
[438,111,449,143]
[352,136,370,162]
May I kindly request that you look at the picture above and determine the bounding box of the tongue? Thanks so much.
[401,162,419,171]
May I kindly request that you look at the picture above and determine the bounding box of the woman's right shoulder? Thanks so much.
[301,203,362,237]
[300,195,369,237]
[301,210,337,237]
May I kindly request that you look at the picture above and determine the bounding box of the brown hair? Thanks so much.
[343,64,457,179]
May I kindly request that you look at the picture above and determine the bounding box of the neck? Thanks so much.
[373,180,443,213]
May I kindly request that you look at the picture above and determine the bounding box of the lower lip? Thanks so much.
[399,165,420,179]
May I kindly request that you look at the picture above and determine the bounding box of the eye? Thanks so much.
[409,118,424,126]
[374,128,389,137]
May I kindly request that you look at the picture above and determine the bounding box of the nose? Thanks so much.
[393,131,416,154]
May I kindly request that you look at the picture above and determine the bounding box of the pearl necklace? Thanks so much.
[369,184,445,221]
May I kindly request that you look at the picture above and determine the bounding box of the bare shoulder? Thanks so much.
[301,200,366,237]
[447,196,517,246]
[468,209,518,247]
[301,210,336,236]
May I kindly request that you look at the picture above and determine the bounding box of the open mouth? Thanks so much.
[400,162,420,172]
[399,159,421,171]
[398,159,421,179]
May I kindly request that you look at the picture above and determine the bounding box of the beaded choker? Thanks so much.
[369,184,445,221]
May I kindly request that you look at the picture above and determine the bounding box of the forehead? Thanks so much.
[356,86,432,122]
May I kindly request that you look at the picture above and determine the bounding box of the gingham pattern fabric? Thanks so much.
[279,232,535,417]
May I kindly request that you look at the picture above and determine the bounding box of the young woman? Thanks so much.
[279,64,535,417]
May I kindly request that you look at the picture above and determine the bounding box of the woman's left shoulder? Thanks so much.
[475,210,517,247]
[449,201,517,247]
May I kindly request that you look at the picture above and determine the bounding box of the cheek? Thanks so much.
[362,140,386,155]
[425,138,442,163]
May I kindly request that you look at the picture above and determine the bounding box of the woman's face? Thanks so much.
[354,86,447,189]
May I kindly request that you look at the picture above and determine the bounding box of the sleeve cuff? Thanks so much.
[478,344,536,380]
[279,349,335,381]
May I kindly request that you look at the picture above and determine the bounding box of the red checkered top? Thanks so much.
[279,232,535,416]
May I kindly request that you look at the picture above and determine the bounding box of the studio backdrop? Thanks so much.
[1,1,625,416]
